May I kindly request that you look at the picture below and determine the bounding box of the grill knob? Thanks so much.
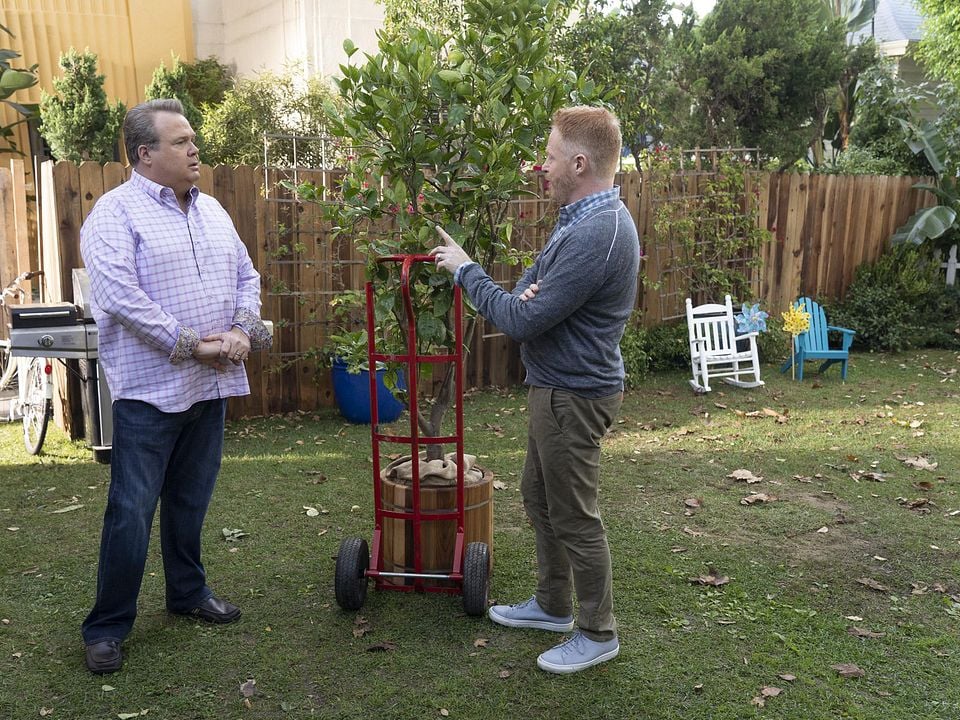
[39,334,54,348]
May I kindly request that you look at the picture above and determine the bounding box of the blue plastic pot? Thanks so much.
[331,358,405,424]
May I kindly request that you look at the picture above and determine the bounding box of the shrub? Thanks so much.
[145,58,205,158]
[756,316,789,364]
[201,68,343,167]
[832,244,959,352]
[621,319,689,386]
[39,49,124,162]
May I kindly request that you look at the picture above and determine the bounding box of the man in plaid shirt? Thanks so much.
[79,99,271,674]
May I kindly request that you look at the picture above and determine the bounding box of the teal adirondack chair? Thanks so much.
[779,297,856,381]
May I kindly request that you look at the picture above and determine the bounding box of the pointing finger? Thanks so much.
[434,226,453,244]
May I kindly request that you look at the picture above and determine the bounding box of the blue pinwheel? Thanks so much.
[735,302,768,334]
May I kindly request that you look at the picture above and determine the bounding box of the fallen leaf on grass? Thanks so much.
[39,709,53,717]
[850,471,886,482]
[682,526,704,537]
[498,669,513,679]
[727,469,763,483]
[440,710,450,717]
[684,497,702,509]
[848,626,885,639]
[898,497,931,511]
[117,712,149,719]
[897,455,938,471]
[778,674,797,682]
[474,638,489,648]
[240,679,257,697]
[741,493,777,505]
[221,528,248,542]
[492,480,507,491]
[832,663,865,678]
[762,407,789,423]
[50,504,84,514]
[366,641,397,652]
[691,567,729,587]
[816,526,829,533]
[485,423,505,438]
[750,687,783,708]
[856,577,888,592]
[352,616,371,638]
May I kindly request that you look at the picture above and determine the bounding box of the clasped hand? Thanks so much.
[194,327,251,370]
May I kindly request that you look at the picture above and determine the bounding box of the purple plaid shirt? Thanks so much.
[80,170,263,412]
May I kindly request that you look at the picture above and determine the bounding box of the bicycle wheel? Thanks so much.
[0,341,16,393]
[22,358,50,455]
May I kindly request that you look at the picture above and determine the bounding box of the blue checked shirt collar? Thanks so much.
[549,186,621,248]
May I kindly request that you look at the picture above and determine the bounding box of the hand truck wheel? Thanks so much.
[335,537,369,611]
[462,541,490,617]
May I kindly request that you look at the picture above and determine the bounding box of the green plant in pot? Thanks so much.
[293,0,596,461]
[326,291,406,424]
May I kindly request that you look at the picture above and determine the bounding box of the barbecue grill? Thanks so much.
[8,269,112,461]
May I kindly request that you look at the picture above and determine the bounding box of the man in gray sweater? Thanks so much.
[433,106,639,673]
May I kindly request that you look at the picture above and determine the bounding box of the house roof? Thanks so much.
[854,0,924,44]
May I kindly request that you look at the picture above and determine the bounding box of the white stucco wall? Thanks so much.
[191,0,384,79]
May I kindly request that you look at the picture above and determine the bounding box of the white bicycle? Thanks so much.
[0,270,53,455]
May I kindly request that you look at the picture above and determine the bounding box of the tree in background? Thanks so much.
[181,56,233,108]
[201,67,342,167]
[39,49,124,163]
[556,0,677,166]
[678,0,847,167]
[0,24,39,155]
[378,0,464,38]
[914,0,960,89]
[145,58,205,158]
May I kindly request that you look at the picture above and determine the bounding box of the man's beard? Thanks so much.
[546,171,574,207]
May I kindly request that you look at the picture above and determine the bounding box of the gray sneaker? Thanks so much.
[536,632,620,674]
[488,596,574,632]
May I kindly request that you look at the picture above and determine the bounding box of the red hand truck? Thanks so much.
[334,254,491,616]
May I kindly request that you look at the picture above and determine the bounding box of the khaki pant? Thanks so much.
[521,386,622,642]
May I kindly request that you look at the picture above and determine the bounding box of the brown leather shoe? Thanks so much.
[175,595,241,624]
[85,640,122,674]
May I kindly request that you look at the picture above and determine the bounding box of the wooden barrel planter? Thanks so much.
[379,459,493,588]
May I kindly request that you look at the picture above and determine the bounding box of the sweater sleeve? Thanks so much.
[459,234,607,343]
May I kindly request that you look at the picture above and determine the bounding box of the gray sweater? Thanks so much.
[459,196,640,397]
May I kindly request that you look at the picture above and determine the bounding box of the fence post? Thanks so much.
[942,244,958,286]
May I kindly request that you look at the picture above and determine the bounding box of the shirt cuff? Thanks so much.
[453,261,476,286]
[170,325,200,364]
[233,308,273,350]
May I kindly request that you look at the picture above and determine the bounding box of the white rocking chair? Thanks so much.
[686,295,764,393]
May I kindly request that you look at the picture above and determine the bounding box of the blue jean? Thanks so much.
[81,398,227,645]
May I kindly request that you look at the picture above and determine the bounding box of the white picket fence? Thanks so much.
[943,244,959,286]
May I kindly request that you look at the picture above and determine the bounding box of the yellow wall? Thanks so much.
[0,0,194,156]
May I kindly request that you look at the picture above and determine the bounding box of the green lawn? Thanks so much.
[1,350,958,719]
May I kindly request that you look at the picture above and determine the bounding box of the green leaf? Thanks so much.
[891,205,957,246]
[0,69,36,92]
[438,69,463,83]
[343,38,357,57]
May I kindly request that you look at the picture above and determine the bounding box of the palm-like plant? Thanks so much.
[891,119,959,251]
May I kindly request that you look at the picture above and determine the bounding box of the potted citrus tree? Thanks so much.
[291,0,596,599]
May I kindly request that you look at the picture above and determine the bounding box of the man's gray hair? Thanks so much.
[123,99,185,166]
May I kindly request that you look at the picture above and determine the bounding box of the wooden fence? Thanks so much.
[21,161,936,436]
